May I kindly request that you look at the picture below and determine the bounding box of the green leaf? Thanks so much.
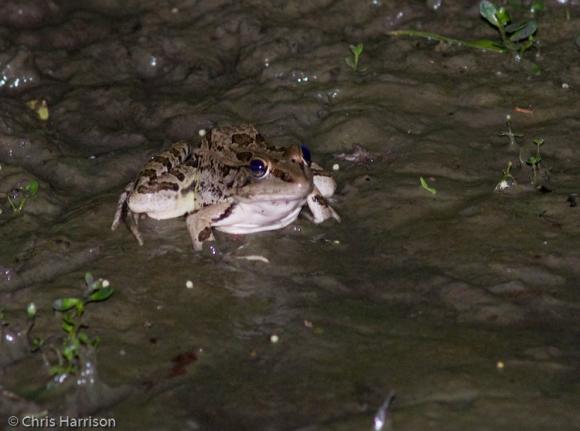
[495,7,511,27]
[526,155,542,166]
[62,343,78,361]
[78,331,90,345]
[467,39,506,51]
[53,298,83,312]
[504,21,527,33]
[87,286,114,303]
[420,177,437,195]
[62,319,75,334]
[350,43,364,57]
[27,302,37,318]
[530,0,544,14]
[533,138,545,146]
[24,180,39,197]
[508,20,537,42]
[480,0,500,27]
[84,272,94,287]
[344,57,355,69]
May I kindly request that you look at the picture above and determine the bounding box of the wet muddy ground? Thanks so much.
[1,0,580,430]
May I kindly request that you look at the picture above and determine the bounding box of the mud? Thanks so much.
[1,0,580,430]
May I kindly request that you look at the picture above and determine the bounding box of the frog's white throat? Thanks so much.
[213,199,306,234]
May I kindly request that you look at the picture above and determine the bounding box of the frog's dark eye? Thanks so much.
[249,158,268,178]
[300,144,311,165]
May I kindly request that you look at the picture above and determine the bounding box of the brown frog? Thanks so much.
[111,125,340,250]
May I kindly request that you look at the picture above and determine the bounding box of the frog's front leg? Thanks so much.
[111,181,144,246]
[306,186,341,224]
[185,202,234,251]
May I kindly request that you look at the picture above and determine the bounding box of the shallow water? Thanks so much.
[1,0,580,430]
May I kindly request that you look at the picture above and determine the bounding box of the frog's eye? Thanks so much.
[300,144,311,165]
[249,158,268,178]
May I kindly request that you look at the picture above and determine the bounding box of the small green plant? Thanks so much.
[345,43,364,72]
[26,302,44,351]
[419,177,437,195]
[498,114,523,146]
[389,0,538,57]
[494,161,517,191]
[525,137,544,185]
[7,179,39,214]
[479,0,538,57]
[49,273,114,380]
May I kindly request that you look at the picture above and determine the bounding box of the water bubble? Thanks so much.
[0,266,16,282]
[208,243,219,256]
[426,0,443,10]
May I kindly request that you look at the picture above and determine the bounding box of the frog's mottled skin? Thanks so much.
[111,125,339,250]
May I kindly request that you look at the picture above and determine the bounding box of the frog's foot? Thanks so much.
[111,181,144,246]
[185,203,232,251]
[306,187,341,224]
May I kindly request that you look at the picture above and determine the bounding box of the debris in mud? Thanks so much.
[167,349,198,378]
[335,144,375,164]
[373,390,396,431]
[566,193,577,207]
[236,255,270,263]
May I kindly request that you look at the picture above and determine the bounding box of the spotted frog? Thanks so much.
[111,125,340,250]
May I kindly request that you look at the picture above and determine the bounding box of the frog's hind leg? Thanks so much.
[111,181,133,231]
[111,181,144,246]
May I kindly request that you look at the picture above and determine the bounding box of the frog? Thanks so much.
[111,124,340,251]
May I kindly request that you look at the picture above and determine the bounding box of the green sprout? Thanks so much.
[419,177,437,195]
[494,161,517,192]
[344,43,364,72]
[525,137,544,186]
[26,302,44,351]
[49,272,114,380]
[389,0,538,57]
[498,114,523,146]
[7,179,39,214]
